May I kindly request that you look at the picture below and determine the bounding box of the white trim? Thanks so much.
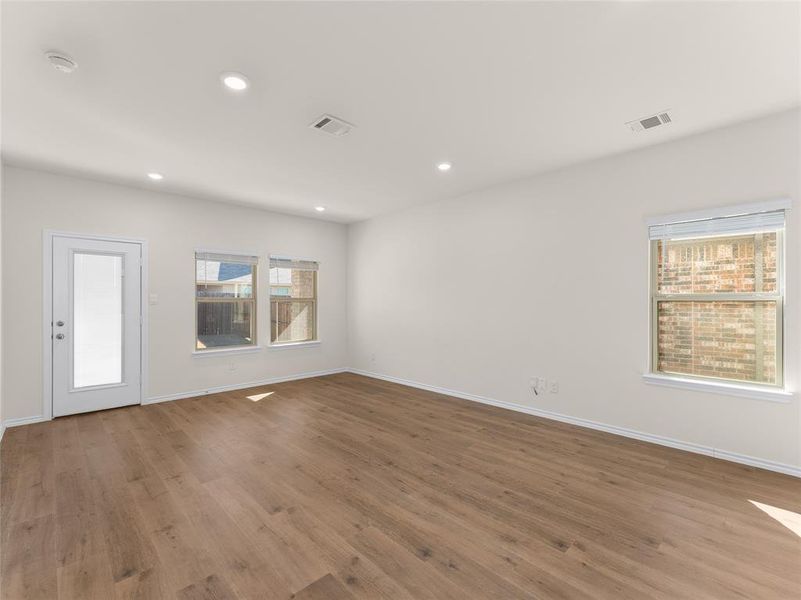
[42,232,53,421]
[349,369,801,479]
[42,230,150,421]
[2,415,50,428]
[645,197,792,226]
[642,373,792,403]
[144,367,346,404]
[0,423,5,443]
[140,241,150,417]
[268,340,321,350]
[43,231,151,245]
[192,345,263,357]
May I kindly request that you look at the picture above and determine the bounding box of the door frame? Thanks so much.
[42,230,149,421]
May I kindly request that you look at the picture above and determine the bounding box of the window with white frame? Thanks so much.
[195,252,258,350]
[270,257,318,344]
[649,209,785,387]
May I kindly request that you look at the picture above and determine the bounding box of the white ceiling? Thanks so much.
[2,1,799,223]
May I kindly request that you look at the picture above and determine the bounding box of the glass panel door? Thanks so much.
[73,252,124,388]
[52,235,141,417]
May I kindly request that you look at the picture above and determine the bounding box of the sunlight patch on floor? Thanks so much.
[749,500,801,538]
[247,391,274,402]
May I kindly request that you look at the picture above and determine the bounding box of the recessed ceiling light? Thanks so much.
[221,72,249,91]
[315,206,326,212]
[437,162,452,172]
[147,172,164,181]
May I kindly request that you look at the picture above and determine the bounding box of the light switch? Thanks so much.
[149,293,159,305]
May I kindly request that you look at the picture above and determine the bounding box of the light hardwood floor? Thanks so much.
[2,372,800,599]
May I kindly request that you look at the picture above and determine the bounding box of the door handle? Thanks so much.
[55,333,65,340]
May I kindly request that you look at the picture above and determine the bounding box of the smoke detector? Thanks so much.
[626,110,672,132]
[45,51,78,74]
[309,114,355,137]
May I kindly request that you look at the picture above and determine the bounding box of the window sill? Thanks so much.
[642,373,792,403]
[268,340,320,350]
[192,345,263,357]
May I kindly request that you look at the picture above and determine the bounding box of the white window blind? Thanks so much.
[648,210,785,241]
[196,251,259,264]
[270,257,318,271]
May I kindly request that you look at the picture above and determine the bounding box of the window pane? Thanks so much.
[73,253,123,388]
[270,266,317,343]
[196,260,253,298]
[656,232,777,294]
[197,300,254,349]
[271,299,315,343]
[657,300,777,384]
[270,267,292,286]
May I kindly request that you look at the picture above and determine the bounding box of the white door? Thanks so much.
[52,236,142,417]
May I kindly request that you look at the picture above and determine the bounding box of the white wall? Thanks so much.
[3,110,799,471]
[348,108,801,470]
[2,165,348,421]
[0,162,3,437]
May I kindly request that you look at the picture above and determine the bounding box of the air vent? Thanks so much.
[309,114,355,137]
[626,110,672,132]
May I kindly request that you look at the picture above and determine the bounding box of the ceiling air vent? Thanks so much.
[309,114,355,137]
[626,110,672,132]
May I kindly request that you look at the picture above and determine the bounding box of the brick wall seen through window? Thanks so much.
[654,232,780,385]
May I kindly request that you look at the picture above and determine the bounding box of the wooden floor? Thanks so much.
[2,373,800,599]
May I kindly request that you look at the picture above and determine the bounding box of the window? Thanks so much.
[270,257,318,344]
[649,210,785,387]
[195,252,258,350]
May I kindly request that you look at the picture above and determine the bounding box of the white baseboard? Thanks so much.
[4,367,798,478]
[2,368,348,425]
[144,367,348,405]
[2,414,50,429]
[349,368,801,479]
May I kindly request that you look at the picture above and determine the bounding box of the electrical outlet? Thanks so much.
[228,362,237,372]
[530,376,558,394]
[370,353,376,363]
